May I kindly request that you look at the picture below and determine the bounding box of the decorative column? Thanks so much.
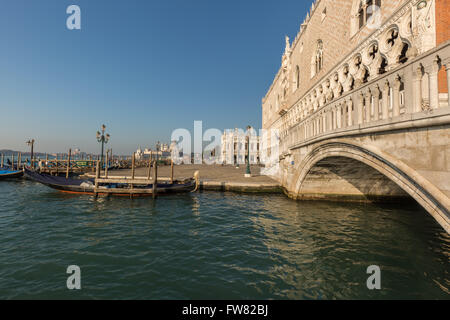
[372,86,380,121]
[382,80,390,119]
[413,66,423,113]
[317,117,321,134]
[328,110,332,132]
[342,102,348,128]
[365,90,372,123]
[347,98,353,127]
[316,117,320,135]
[429,57,440,109]
[304,122,307,139]
[358,92,364,124]
[393,75,401,117]
[331,109,335,131]
[336,104,342,129]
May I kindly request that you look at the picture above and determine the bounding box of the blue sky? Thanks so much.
[0,0,310,154]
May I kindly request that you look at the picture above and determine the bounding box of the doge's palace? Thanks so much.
[262,0,450,233]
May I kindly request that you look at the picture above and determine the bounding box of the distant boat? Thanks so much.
[24,168,198,196]
[0,168,24,180]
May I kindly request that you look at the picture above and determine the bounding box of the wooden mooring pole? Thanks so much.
[66,149,71,179]
[147,156,152,180]
[170,159,174,184]
[105,151,109,178]
[130,153,136,198]
[56,154,59,175]
[131,152,136,180]
[1,154,3,168]
[152,160,158,199]
[94,160,100,198]
[11,154,14,170]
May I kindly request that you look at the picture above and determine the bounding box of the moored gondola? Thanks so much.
[24,168,199,196]
[0,168,24,180]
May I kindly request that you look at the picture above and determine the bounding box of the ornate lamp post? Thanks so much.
[96,124,110,167]
[245,126,252,177]
[26,139,35,168]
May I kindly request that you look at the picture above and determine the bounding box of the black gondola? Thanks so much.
[24,168,198,196]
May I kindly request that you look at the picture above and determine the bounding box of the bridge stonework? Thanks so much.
[281,124,450,233]
[262,0,450,232]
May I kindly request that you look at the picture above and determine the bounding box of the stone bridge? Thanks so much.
[275,41,450,233]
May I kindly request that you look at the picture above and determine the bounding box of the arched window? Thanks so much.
[358,2,365,28]
[311,40,324,78]
[358,0,382,30]
[316,40,323,74]
[296,66,300,89]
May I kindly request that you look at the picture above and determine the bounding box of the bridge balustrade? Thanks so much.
[280,41,450,155]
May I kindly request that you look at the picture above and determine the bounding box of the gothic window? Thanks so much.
[312,40,324,77]
[358,0,382,30]
[296,66,300,89]
[358,3,365,29]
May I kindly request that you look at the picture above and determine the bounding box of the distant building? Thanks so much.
[160,144,170,152]
[221,128,260,165]
[135,144,171,160]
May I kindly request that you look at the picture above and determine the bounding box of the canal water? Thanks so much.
[0,178,448,299]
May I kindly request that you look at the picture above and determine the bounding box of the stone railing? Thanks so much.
[279,40,450,156]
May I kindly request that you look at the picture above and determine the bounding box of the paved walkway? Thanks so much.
[97,164,282,193]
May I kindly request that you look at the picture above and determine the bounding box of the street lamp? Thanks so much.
[245,126,252,177]
[96,124,110,167]
[26,139,35,168]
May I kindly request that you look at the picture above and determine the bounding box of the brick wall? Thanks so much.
[436,0,449,93]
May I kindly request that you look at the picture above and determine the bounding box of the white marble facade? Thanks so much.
[221,128,261,165]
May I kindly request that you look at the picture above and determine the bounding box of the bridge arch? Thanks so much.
[290,140,450,233]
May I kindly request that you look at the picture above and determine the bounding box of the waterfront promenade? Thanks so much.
[92,164,282,193]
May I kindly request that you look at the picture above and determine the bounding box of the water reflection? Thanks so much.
[254,196,450,299]
[0,180,448,299]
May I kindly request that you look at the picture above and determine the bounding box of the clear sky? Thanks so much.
[0,0,311,155]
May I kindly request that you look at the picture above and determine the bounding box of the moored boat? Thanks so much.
[24,168,199,196]
[0,168,24,180]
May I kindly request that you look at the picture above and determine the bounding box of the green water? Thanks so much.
[0,179,448,299]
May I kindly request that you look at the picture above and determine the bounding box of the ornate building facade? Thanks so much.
[221,128,261,165]
[262,0,448,168]
[261,0,450,232]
